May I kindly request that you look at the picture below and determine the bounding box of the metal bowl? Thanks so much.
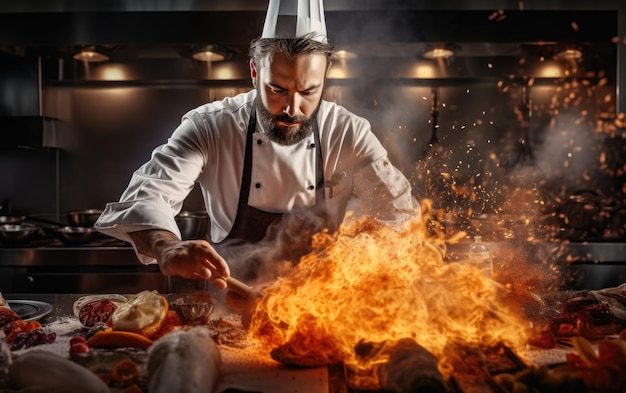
[0,223,42,244]
[53,226,99,245]
[66,209,103,227]
[175,211,209,240]
[0,216,25,225]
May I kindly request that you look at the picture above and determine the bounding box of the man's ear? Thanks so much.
[250,59,257,87]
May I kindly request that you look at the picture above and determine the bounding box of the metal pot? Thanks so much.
[0,223,42,244]
[66,209,103,227]
[175,211,209,240]
[53,226,100,245]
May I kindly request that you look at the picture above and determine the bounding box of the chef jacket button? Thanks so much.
[307,185,315,190]
[255,182,261,188]
[257,139,263,145]
[309,143,315,148]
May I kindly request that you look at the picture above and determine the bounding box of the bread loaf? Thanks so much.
[8,350,110,393]
[147,326,221,393]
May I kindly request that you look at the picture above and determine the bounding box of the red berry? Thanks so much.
[69,342,90,354]
[69,335,87,345]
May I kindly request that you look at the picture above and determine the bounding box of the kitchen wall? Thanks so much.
[2,70,620,239]
[0,3,624,244]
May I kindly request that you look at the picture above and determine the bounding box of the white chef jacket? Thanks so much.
[95,89,417,264]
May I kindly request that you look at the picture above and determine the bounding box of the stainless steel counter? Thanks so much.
[0,242,168,293]
[2,240,625,293]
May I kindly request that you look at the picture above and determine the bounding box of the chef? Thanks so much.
[95,0,419,293]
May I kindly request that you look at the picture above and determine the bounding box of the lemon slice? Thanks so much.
[111,290,168,338]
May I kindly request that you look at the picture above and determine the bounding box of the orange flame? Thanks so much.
[249,205,531,376]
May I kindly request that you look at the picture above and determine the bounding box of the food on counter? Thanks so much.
[110,358,140,387]
[0,340,10,386]
[78,299,119,328]
[4,319,41,343]
[347,338,448,393]
[87,329,154,349]
[493,364,586,393]
[208,318,251,348]
[72,293,129,318]
[169,291,214,325]
[0,306,20,331]
[69,335,90,354]
[526,285,626,349]
[147,326,221,393]
[9,328,57,351]
[1,304,56,350]
[8,350,110,393]
[150,310,184,340]
[566,336,626,392]
[496,336,626,392]
[548,290,626,339]
[111,290,169,338]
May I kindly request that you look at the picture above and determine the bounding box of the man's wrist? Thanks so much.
[129,229,179,258]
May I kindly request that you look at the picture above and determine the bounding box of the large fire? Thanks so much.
[249,202,532,378]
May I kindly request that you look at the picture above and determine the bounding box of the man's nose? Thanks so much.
[283,93,301,118]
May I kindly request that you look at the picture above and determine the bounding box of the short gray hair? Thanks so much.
[249,32,335,67]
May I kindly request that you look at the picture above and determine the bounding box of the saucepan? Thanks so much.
[52,226,100,245]
[19,216,100,245]
[175,211,210,240]
[66,209,104,227]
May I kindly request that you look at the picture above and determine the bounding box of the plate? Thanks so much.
[6,300,54,322]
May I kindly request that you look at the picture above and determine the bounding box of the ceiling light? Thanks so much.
[423,45,456,59]
[73,46,109,62]
[191,45,226,62]
[333,50,357,60]
[554,48,583,61]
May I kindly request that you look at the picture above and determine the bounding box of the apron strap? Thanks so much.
[238,103,257,206]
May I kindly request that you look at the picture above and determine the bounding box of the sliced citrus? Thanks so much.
[111,290,168,338]
[571,335,598,364]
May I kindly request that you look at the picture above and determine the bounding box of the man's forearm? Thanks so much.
[129,229,180,259]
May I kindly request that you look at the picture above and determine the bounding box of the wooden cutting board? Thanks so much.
[216,344,329,393]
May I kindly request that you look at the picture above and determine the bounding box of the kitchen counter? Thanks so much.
[2,293,332,393]
[0,240,169,293]
[2,241,625,293]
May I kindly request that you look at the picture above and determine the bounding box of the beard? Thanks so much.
[255,97,319,146]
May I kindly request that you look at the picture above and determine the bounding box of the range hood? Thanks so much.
[0,55,59,148]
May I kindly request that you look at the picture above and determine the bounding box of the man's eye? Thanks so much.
[270,88,285,94]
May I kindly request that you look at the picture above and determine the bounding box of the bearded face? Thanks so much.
[250,52,328,146]
[255,97,319,145]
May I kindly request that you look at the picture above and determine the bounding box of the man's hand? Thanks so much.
[129,229,230,290]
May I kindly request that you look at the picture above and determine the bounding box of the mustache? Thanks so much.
[273,113,307,124]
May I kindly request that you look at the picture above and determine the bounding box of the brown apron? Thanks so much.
[215,104,327,282]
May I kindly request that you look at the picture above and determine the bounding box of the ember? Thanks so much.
[249,208,531,378]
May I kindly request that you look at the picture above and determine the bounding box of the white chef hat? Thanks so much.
[261,0,328,43]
